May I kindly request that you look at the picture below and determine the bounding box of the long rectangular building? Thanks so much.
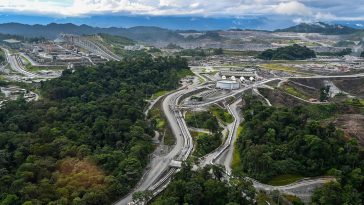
[219,70,255,77]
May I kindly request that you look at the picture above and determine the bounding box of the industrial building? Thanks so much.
[3,39,22,49]
[216,80,240,90]
[219,68,256,78]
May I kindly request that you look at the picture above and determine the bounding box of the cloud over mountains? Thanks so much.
[0,0,363,22]
[0,0,363,30]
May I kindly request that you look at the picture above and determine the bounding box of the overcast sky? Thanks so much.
[0,0,363,20]
[0,0,364,28]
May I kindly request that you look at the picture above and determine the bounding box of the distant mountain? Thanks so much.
[196,31,224,41]
[0,23,184,43]
[275,22,360,35]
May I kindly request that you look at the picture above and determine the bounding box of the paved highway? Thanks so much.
[118,71,363,204]
[212,99,242,174]
[182,73,364,109]
[2,47,59,79]
[116,80,197,205]
[3,48,39,78]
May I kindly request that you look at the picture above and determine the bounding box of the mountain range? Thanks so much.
[0,23,183,42]
[275,22,360,35]
[0,22,362,43]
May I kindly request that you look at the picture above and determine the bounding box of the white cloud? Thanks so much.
[274,1,311,16]
[0,0,363,24]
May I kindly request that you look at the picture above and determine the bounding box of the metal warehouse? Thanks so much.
[216,80,240,90]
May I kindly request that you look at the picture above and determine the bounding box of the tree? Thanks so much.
[132,190,153,204]
[1,194,20,205]
[213,48,224,55]
[312,182,343,205]
[0,56,191,204]
[152,165,256,205]
[320,86,330,102]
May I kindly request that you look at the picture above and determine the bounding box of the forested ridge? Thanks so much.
[235,95,364,204]
[0,55,190,204]
[258,44,316,60]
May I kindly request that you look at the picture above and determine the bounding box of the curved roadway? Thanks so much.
[117,71,363,204]
[116,80,198,205]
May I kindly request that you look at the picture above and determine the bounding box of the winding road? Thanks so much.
[117,69,364,204]
[1,47,60,79]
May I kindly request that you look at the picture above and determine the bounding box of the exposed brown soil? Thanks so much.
[332,78,364,98]
[291,78,325,90]
[258,88,305,107]
[286,81,320,99]
[334,114,364,146]
[291,77,364,98]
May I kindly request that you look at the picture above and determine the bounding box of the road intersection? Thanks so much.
[115,67,364,204]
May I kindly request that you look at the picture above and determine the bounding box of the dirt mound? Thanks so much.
[333,78,364,98]
[258,88,305,107]
[291,79,325,90]
[334,114,364,146]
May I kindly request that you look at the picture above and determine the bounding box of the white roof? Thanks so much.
[3,39,21,44]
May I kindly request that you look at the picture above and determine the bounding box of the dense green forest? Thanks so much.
[0,55,190,204]
[152,164,256,205]
[235,95,364,204]
[98,33,135,46]
[0,49,5,63]
[185,111,222,157]
[185,111,220,132]
[317,48,352,57]
[193,132,222,157]
[258,44,316,60]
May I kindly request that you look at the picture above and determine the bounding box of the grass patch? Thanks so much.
[20,56,65,72]
[231,126,243,171]
[282,84,309,100]
[198,76,206,83]
[261,63,311,75]
[210,105,234,125]
[267,174,304,186]
[26,65,65,72]
[151,90,169,100]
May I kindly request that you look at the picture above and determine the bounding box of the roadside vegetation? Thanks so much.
[210,105,234,124]
[185,106,233,130]
[193,132,222,157]
[234,94,364,204]
[148,107,175,146]
[0,55,190,204]
[281,84,310,100]
[151,164,256,205]
[231,126,243,171]
[185,111,220,133]
[185,106,232,157]
[267,174,303,186]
